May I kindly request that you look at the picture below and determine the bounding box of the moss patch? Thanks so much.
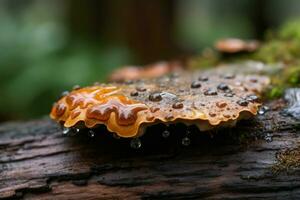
[272,146,300,174]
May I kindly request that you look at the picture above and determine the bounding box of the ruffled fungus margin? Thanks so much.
[50,71,270,138]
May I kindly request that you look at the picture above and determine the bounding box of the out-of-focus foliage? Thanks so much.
[255,20,300,99]
[189,19,300,100]
[2,0,300,121]
[253,21,300,64]
[0,2,132,120]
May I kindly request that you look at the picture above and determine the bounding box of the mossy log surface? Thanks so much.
[0,100,300,200]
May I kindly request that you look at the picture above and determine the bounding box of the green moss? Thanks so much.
[252,40,300,64]
[267,87,284,99]
[190,20,300,100]
[272,146,300,174]
[279,20,300,40]
[188,48,220,69]
[286,66,300,85]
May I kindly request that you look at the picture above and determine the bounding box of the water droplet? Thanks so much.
[209,112,216,117]
[246,94,260,102]
[198,76,208,81]
[130,138,142,149]
[204,89,218,96]
[130,91,139,96]
[150,107,160,113]
[237,100,248,106]
[258,105,269,115]
[73,85,81,90]
[249,77,258,83]
[264,133,273,143]
[224,93,234,97]
[191,81,201,88]
[162,130,170,138]
[62,127,71,135]
[223,114,230,118]
[262,106,270,111]
[165,114,174,120]
[217,83,229,91]
[258,109,265,115]
[160,92,177,99]
[182,137,191,146]
[113,133,121,139]
[61,91,69,97]
[73,128,80,134]
[136,86,147,92]
[172,102,184,109]
[216,102,227,108]
[223,74,235,79]
[149,92,162,101]
[88,130,95,137]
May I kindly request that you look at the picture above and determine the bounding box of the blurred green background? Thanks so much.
[1,0,300,121]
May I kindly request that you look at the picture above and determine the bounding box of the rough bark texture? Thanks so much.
[0,100,300,200]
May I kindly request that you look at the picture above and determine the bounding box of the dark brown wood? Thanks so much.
[1,101,300,200]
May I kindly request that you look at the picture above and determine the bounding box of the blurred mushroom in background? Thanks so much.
[109,61,183,82]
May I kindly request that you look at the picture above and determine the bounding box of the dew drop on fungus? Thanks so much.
[88,130,95,137]
[130,91,139,96]
[224,93,234,97]
[136,86,147,92]
[249,77,258,83]
[73,85,81,90]
[217,83,229,91]
[263,106,270,111]
[150,107,160,113]
[258,105,269,115]
[61,91,69,97]
[258,109,265,115]
[62,127,71,135]
[191,81,201,88]
[223,114,230,118]
[223,74,235,79]
[209,112,216,117]
[198,76,208,81]
[162,130,170,138]
[113,133,121,139]
[165,114,174,120]
[149,92,162,101]
[216,102,227,108]
[182,137,191,146]
[204,89,218,96]
[237,100,249,106]
[246,94,259,102]
[172,102,184,109]
[130,138,142,149]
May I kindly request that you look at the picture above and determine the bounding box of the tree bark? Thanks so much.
[0,100,300,200]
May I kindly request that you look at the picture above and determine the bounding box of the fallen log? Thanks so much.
[0,100,300,200]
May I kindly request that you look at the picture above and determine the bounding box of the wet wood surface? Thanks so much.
[0,101,300,200]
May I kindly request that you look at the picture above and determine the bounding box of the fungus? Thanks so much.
[109,61,183,82]
[215,38,260,53]
[50,70,270,138]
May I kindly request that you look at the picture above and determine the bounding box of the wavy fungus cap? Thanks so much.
[50,70,270,138]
